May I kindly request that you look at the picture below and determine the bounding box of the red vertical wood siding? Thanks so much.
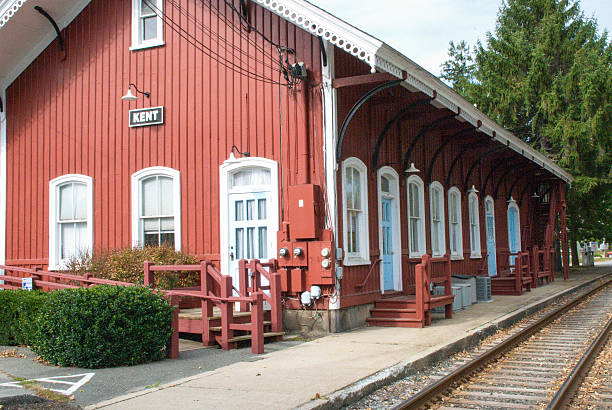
[333,49,546,308]
[5,0,323,266]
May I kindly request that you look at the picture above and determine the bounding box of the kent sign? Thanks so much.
[129,106,164,128]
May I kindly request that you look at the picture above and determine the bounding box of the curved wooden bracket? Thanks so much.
[371,97,432,169]
[35,6,66,60]
[336,79,404,162]
[481,154,521,194]
[401,113,457,172]
[425,127,474,183]
[462,145,506,192]
[444,140,489,188]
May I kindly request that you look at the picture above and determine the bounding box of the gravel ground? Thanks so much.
[0,394,81,409]
[346,276,611,409]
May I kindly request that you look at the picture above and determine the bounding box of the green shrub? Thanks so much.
[0,290,48,346]
[67,245,200,289]
[30,285,173,368]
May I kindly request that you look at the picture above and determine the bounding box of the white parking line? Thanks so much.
[0,373,95,395]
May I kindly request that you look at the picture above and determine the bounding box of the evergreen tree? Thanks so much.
[441,0,611,263]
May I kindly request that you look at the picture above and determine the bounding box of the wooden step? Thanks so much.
[366,317,424,328]
[374,300,417,310]
[226,331,284,344]
[370,308,417,319]
[209,321,272,332]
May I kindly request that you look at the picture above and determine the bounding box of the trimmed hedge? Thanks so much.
[0,290,48,346]
[30,285,174,368]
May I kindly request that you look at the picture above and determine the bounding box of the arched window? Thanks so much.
[342,157,370,265]
[507,198,521,254]
[49,174,94,269]
[406,175,426,257]
[132,167,181,250]
[429,181,446,257]
[468,190,481,258]
[447,187,463,259]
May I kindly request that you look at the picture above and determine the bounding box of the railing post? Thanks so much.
[270,271,282,333]
[444,254,452,320]
[515,253,522,294]
[238,259,249,312]
[143,261,154,287]
[219,275,234,350]
[249,259,262,293]
[168,294,180,359]
[201,261,215,346]
[532,246,539,287]
[250,292,264,354]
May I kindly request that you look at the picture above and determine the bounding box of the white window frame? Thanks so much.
[468,191,482,258]
[429,181,446,257]
[131,0,165,51]
[406,175,426,258]
[219,155,279,276]
[49,174,94,270]
[447,186,464,260]
[131,167,181,251]
[507,199,521,253]
[342,157,370,266]
[377,166,402,291]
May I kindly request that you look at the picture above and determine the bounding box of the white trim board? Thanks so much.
[0,87,6,273]
[377,166,402,293]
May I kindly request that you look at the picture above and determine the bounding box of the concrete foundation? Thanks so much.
[283,303,374,337]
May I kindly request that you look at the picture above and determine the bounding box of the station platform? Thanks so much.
[90,265,611,410]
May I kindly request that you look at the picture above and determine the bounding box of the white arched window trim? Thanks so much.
[447,186,464,260]
[507,198,521,253]
[219,155,279,275]
[342,157,370,266]
[49,174,94,270]
[406,174,426,258]
[429,181,446,257]
[485,195,496,239]
[468,191,482,258]
[377,166,402,291]
[131,166,181,251]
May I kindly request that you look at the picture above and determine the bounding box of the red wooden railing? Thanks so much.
[494,250,532,294]
[144,261,266,354]
[415,254,453,326]
[531,245,555,286]
[238,259,283,334]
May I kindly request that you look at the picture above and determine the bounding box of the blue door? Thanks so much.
[381,198,394,290]
[485,199,497,276]
[508,205,520,267]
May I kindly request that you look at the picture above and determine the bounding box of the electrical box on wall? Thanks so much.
[288,184,322,240]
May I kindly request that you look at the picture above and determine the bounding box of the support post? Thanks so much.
[559,184,570,280]
[220,275,234,350]
[201,261,215,346]
[168,295,180,359]
[238,259,249,311]
[270,271,282,333]
[143,261,154,286]
[444,254,452,320]
[250,292,264,354]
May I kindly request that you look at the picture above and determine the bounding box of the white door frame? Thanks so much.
[219,155,279,276]
[377,166,402,292]
[484,195,497,276]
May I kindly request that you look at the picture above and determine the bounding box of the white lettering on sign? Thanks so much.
[129,107,164,128]
[22,277,33,291]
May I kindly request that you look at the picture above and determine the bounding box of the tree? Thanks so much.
[441,0,611,265]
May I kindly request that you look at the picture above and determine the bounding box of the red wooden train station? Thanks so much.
[0,0,573,351]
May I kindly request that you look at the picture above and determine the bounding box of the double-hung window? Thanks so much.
[406,175,426,257]
[429,182,446,257]
[132,167,181,250]
[448,187,463,259]
[342,158,370,265]
[49,175,94,269]
[131,0,164,50]
[468,191,481,258]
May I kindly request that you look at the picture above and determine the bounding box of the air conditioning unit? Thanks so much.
[451,286,463,312]
[454,283,472,309]
[476,276,492,302]
[452,275,477,304]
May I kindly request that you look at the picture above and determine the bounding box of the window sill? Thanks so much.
[130,40,165,51]
[409,251,426,259]
[450,254,464,261]
[470,253,482,259]
[343,257,371,266]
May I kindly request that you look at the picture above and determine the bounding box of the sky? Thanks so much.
[313,0,611,76]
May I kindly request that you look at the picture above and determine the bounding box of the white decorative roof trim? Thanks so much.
[457,110,480,128]
[0,0,27,28]
[253,0,383,73]
[431,93,458,114]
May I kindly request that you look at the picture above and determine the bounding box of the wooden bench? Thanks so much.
[491,251,532,295]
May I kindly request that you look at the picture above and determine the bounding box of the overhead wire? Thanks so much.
[164,0,280,72]
[142,0,287,85]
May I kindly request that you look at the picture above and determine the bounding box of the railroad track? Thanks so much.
[391,279,612,410]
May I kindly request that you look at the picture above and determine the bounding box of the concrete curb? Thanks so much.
[298,273,610,410]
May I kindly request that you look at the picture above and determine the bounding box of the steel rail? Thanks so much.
[392,277,612,410]
[547,315,612,410]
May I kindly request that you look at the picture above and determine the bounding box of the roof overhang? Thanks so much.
[253,0,573,184]
[0,0,91,90]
